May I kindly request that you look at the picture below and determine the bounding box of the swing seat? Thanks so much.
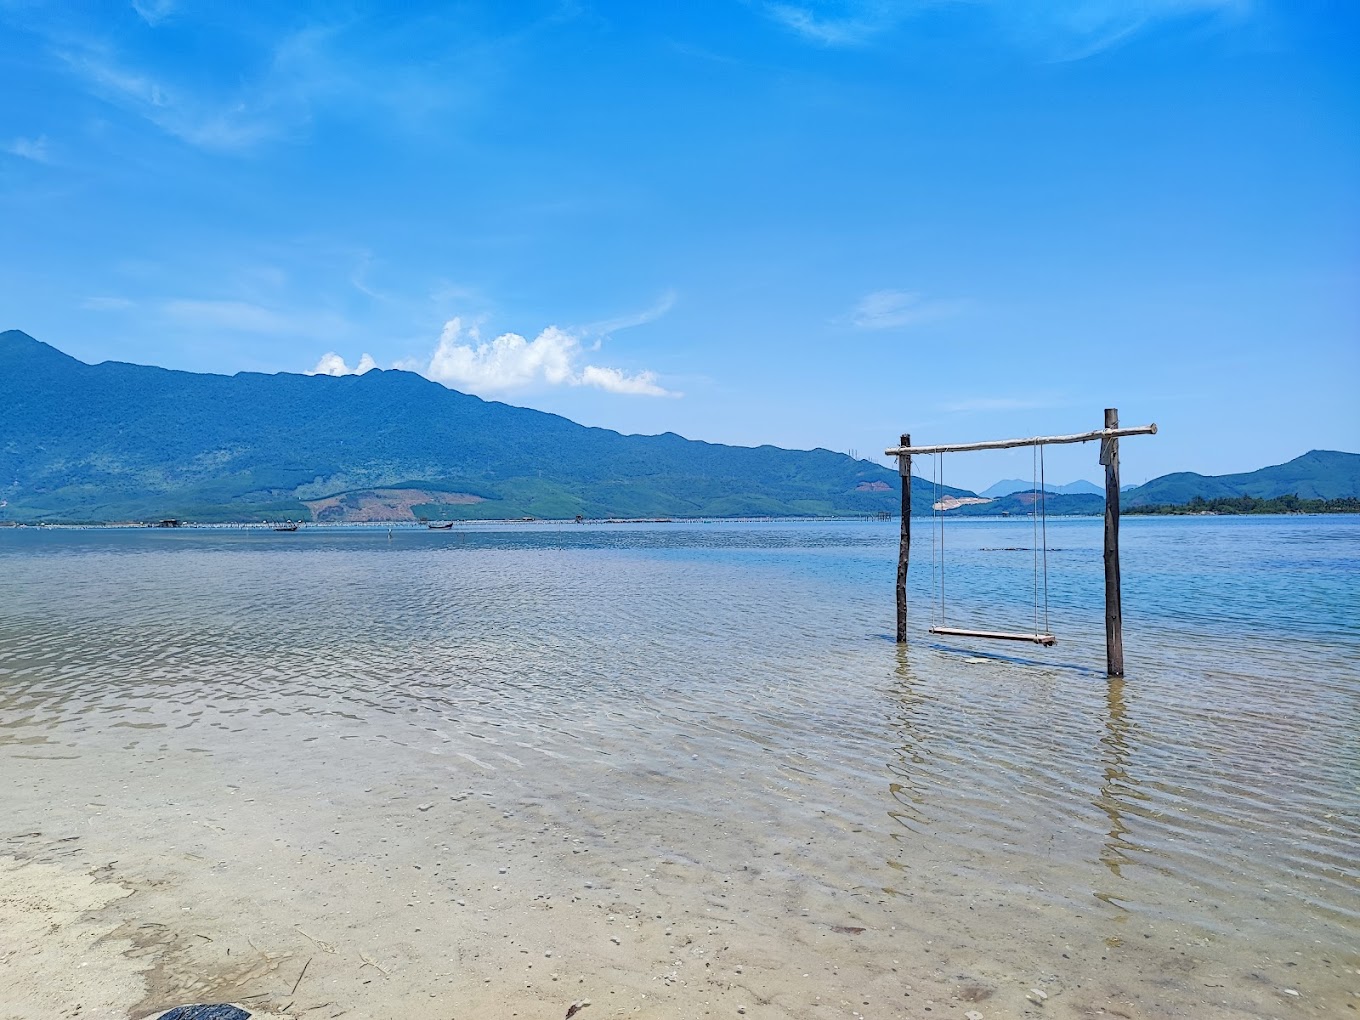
[929,626,1056,646]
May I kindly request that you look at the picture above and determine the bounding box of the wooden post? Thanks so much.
[1101,408,1124,677]
[896,433,911,643]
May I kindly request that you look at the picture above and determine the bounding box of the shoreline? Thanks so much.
[5,510,1360,531]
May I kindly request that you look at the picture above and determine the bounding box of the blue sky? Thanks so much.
[2,0,1356,491]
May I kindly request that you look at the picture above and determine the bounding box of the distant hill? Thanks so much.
[1124,450,1360,505]
[952,452,1359,516]
[0,330,973,522]
[979,478,1103,498]
[950,491,1106,517]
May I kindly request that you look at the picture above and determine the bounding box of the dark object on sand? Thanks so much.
[157,1006,251,1020]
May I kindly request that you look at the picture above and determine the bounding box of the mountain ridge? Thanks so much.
[3,331,1355,523]
[0,329,971,522]
[1122,449,1360,504]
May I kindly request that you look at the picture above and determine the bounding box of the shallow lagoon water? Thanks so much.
[1,517,1357,1018]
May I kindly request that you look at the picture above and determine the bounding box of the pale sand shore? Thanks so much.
[2,701,939,1020]
[3,698,1353,1020]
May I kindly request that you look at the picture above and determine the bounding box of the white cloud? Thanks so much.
[4,135,51,162]
[580,364,671,396]
[309,352,377,376]
[849,289,965,330]
[405,317,678,398]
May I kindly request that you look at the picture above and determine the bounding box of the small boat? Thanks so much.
[274,522,299,532]
[427,522,455,530]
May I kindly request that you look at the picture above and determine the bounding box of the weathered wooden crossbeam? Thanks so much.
[928,626,1056,647]
[885,423,1156,457]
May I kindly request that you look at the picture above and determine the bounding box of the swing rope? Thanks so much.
[1029,443,1052,639]
[926,442,1055,646]
[1033,445,1041,638]
[935,453,945,627]
[1040,443,1050,635]
[916,453,943,630]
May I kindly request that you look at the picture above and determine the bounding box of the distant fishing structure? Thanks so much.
[887,409,1157,677]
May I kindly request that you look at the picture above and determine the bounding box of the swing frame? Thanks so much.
[886,409,1157,677]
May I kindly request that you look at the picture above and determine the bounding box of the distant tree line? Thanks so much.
[1126,494,1360,516]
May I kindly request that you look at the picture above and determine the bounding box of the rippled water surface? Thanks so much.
[1,516,1357,1017]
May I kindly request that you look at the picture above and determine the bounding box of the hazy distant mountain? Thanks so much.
[978,478,1043,498]
[0,330,974,522]
[1055,479,1104,496]
[979,478,1103,498]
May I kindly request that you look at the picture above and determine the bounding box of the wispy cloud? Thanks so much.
[80,295,135,311]
[764,0,1251,58]
[348,252,390,302]
[309,352,376,376]
[938,396,1065,414]
[848,289,965,330]
[54,45,287,150]
[764,0,901,46]
[161,298,349,339]
[401,317,678,398]
[131,0,175,27]
[582,289,677,335]
[36,10,530,153]
[3,135,52,163]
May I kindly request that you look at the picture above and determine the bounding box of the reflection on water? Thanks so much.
[885,646,930,836]
[1096,675,1138,881]
[1,517,1358,1012]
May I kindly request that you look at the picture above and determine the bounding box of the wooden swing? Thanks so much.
[887,410,1158,677]
[922,444,1055,646]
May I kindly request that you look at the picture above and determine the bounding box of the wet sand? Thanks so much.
[4,680,1355,1020]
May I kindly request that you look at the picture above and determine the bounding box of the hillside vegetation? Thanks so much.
[0,330,969,522]
[1123,450,1360,504]
[3,332,1354,524]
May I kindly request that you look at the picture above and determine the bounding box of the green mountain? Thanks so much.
[0,330,971,523]
[1123,450,1360,505]
[948,452,1359,516]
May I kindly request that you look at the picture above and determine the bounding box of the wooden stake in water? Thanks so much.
[1101,407,1125,678]
[896,433,911,643]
